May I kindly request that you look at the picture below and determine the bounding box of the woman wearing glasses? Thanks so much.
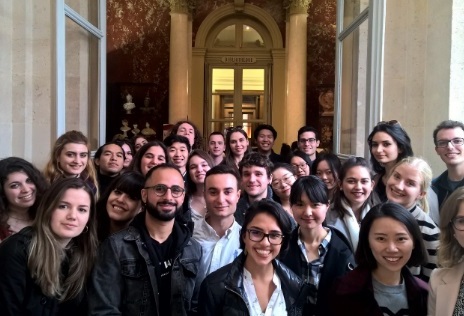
[280,176,355,316]
[224,127,252,170]
[429,187,464,315]
[367,120,413,202]
[290,150,312,178]
[270,163,297,217]
[198,199,307,315]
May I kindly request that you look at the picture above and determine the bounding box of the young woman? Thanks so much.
[170,120,203,150]
[0,157,49,241]
[115,139,135,171]
[270,163,297,216]
[224,127,251,170]
[96,171,144,242]
[199,199,307,315]
[133,135,148,152]
[44,130,98,195]
[311,152,342,202]
[131,140,169,176]
[280,176,355,316]
[183,150,213,228]
[386,156,439,281]
[429,187,464,316]
[331,202,428,316]
[0,177,98,316]
[326,157,379,251]
[367,120,413,202]
[290,150,312,178]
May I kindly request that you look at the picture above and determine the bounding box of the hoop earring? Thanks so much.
[83,226,89,233]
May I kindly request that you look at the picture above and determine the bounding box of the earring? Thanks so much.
[83,226,89,233]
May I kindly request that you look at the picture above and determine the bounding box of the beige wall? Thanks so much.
[0,0,54,168]
[383,0,463,176]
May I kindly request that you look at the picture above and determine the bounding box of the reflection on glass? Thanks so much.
[343,0,369,31]
[65,0,99,27]
[211,69,234,123]
[214,25,236,47]
[65,17,99,148]
[340,19,368,155]
[242,25,264,48]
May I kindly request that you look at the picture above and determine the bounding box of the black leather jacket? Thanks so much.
[198,253,307,316]
[88,213,204,316]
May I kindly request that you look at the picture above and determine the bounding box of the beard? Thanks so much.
[145,200,180,222]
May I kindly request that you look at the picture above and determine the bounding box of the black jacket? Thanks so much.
[234,186,273,226]
[0,227,86,316]
[279,227,356,316]
[198,253,308,316]
[432,170,464,208]
[88,212,204,316]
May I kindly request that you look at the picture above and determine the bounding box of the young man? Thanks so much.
[432,120,464,208]
[253,124,284,164]
[94,142,124,194]
[208,131,225,166]
[164,134,191,179]
[88,164,204,315]
[235,152,273,225]
[193,165,242,275]
[297,125,320,162]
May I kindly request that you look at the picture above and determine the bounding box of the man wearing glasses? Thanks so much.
[88,164,204,315]
[432,120,464,209]
[297,126,320,162]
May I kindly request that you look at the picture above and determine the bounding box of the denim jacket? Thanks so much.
[88,214,204,316]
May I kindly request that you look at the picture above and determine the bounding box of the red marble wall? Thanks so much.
[106,0,336,144]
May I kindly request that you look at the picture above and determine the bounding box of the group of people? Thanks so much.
[0,118,463,315]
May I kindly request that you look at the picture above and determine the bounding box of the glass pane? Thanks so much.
[242,69,265,137]
[339,19,368,155]
[65,0,99,27]
[211,68,234,124]
[343,0,369,31]
[242,25,264,48]
[214,25,236,47]
[65,17,99,149]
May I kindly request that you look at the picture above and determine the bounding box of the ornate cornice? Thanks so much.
[165,0,195,14]
[284,0,312,15]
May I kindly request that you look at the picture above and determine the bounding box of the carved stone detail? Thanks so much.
[285,0,312,15]
[167,0,195,14]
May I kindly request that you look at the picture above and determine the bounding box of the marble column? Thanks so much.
[285,0,310,141]
[169,0,190,123]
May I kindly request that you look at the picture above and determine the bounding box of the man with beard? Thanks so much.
[88,164,204,315]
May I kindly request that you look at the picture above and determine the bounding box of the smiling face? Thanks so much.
[177,122,195,147]
[50,188,91,247]
[106,189,141,224]
[140,145,167,176]
[95,144,124,176]
[340,166,374,210]
[297,131,320,159]
[369,217,414,282]
[3,171,37,212]
[168,142,189,172]
[370,131,401,168]
[208,134,225,159]
[229,131,249,158]
[271,168,295,200]
[315,160,336,190]
[57,143,89,176]
[121,144,133,168]
[243,212,282,268]
[256,129,275,154]
[188,155,211,185]
[386,163,425,209]
[205,173,241,219]
[241,165,271,200]
[291,192,329,230]
[435,127,464,167]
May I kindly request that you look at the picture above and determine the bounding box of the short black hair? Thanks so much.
[355,202,427,269]
[238,152,273,177]
[145,163,183,185]
[254,124,277,140]
[310,152,342,183]
[297,125,319,140]
[163,134,192,152]
[290,175,329,206]
[205,164,241,188]
[239,199,293,254]
[94,142,125,161]
[432,120,464,145]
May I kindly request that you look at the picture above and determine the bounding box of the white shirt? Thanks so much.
[243,268,287,316]
[193,218,242,275]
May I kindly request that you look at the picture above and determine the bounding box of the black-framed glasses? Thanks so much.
[291,163,308,170]
[436,138,464,148]
[451,216,464,231]
[144,184,185,198]
[271,173,295,188]
[246,229,284,245]
[298,138,316,144]
[376,120,400,126]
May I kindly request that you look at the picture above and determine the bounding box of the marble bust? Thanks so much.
[123,93,136,114]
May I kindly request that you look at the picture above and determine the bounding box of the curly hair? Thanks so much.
[170,120,204,150]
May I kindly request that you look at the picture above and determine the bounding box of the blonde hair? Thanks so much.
[389,156,432,213]
[27,177,98,300]
[438,187,464,268]
[44,130,99,196]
